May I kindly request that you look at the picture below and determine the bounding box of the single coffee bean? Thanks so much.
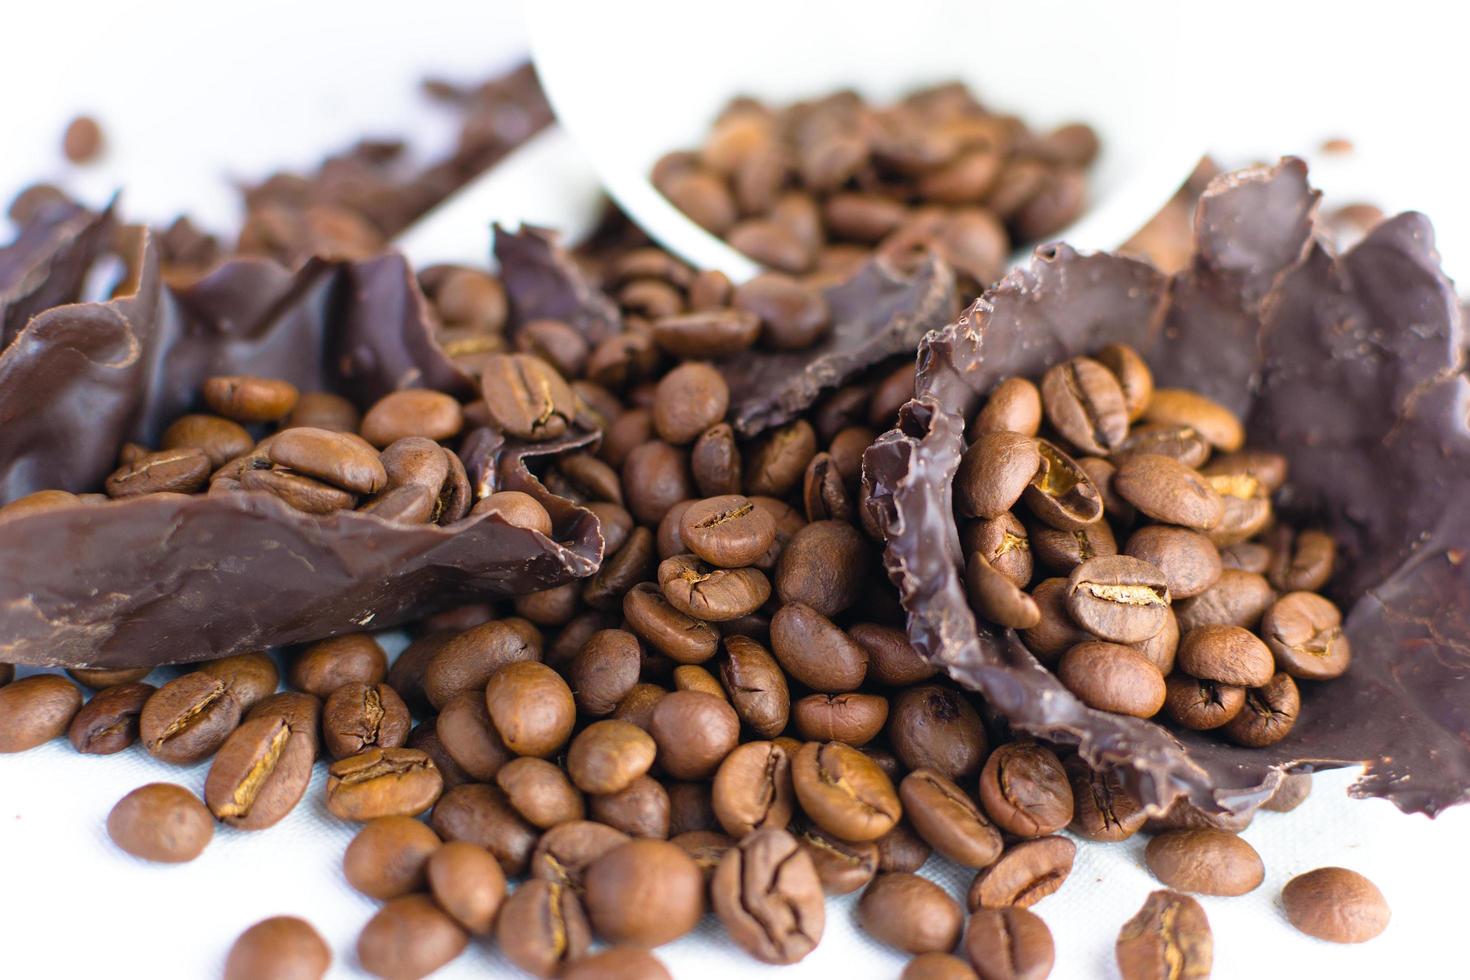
[962,512,1034,587]
[792,692,890,745]
[658,552,771,621]
[745,419,818,498]
[431,783,538,876]
[584,839,707,946]
[65,665,151,689]
[495,879,591,978]
[1163,674,1245,730]
[1021,439,1104,531]
[770,602,869,692]
[1202,470,1272,545]
[197,652,279,713]
[623,581,721,664]
[427,840,507,934]
[268,426,387,494]
[875,821,933,873]
[1132,606,1179,674]
[67,681,153,754]
[652,362,730,445]
[567,719,657,795]
[859,873,964,955]
[360,389,464,447]
[343,816,442,900]
[325,747,442,821]
[289,633,387,698]
[479,353,577,441]
[589,773,672,839]
[1029,520,1117,575]
[1174,569,1275,633]
[673,664,725,699]
[358,894,468,980]
[1176,624,1274,687]
[653,308,762,358]
[1065,555,1170,644]
[105,447,211,497]
[1064,757,1145,841]
[679,494,777,568]
[423,619,542,708]
[1145,828,1264,896]
[1282,867,1390,943]
[1262,772,1312,812]
[792,740,902,841]
[106,783,213,862]
[474,489,553,535]
[955,431,1041,519]
[888,684,988,781]
[1096,342,1154,421]
[1124,525,1221,600]
[203,375,300,422]
[160,414,254,469]
[1115,890,1212,980]
[622,440,694,526]
[900,768,1003,868]
[376,437,451,497]
[530,819,631,890]
[140,672,243,764]
[240,466,355,513]
[322,682,410,759]
[903,953,980,980]
[720,634,792,737]
[710,826,826,963]
[1040,356,1129,455]
[1268,527,1336,592]
[436,690,513,781]
[973,377,1042,437]
[1260,591,1351,680]
[1058,642,1166,717]
[1113,423,1211,469]
[285,391,360,432]
[802,451,852,522]
[969,835,1076,911]
[852,623,938,687]
[978,742,1073,838]
[1018,578,1093,665]
[649,690,741,779]
[965,907,1055,980]
[967,552,1042,629]
[1143,388,1243,452]
[613,683,669,731]
[1223,671,1300,747]
[205,714,315,829]
[712,740,796,837]
[774,519,870,617]
[794,819,880,895]
[484,661,576,758]
[691,422,743,497]
[224,916,331,980]
[1113,453,1223,531]
[562,946,673,980]
[496,757,585,829]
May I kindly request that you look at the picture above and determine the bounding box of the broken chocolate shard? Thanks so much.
[494,224,622,346]
[0,194,115,347]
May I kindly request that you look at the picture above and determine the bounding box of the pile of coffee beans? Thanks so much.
[652,83,1097,288]
[955,344,1351,750]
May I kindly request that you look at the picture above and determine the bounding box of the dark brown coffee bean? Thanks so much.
[590,773,672,839]
[769,601,868,692]
[203,375,299,423]
[584,839,706,946]
[1079,455,1135,526]
[484,661,575,758]
[1143,388,1243,452]
[105,447,211,497]
[852,623,938,687]
[423,619,541,709]
[965,907,1055,980]
[561,946,672,980]
[655,501,693,559]
[1282,867,1390,943]
[1018,578,1092,665]
[795,819,879,895]
[428,840,508,934]
[967,552,1042,629]
[745,419,818,497]
[321,682,409,759]
[436,690,512,781]
[358,894,468,980]
[978,742,1073,837]
[1223,671,1300,747]
[160,414,254,469]
[1065,555,1170,644]
[1113,453,1223,531]
[1145,828,1263,896]
[269,426,388,493]
[240,466,356,513]
[1022,439,1104,530]
[709,826,825,963]
[650,690,741,779]
[495,879,591,977]
[1261,591,1350,680]
[1125,526,1221,600]
[888,684,987,781]
[531,820,631,890]
[65,665,151,690]
[514,583,581,627]
[431,782,537,875]
[289,633,387,698]
[973,377,1042,437]
[623,582,720,664]
[106,782,213,862]
[652,362,730,446]
[824,192,908,242]
[1115,890,1212,980]
[792,692,890,745]
[284,391,360,432]
[496,757,585,829]
[195,652,279,713]
[969,835,1076,911]
[1174,569,1274,634]
[680,494,777,568]
[597,410,652,468]
[567,719,656,795]
[1163,672,1245,730]
[1058,641,1166,717]
[711,740,795,837]
[658,552,771,621]
[691,423,742,497]
[899,768,1002,868]
[720,634,791,737]
[515,317,591,378]
[956,431,1041,519]
[622,440,694,526]
[653,308,761,358]
[224,916,331,980]
[776,520,871,616]
[325,747,442,821]
[904,953,979,980]
[140,672,243,764]
[1113,423,1211,469]
[875,820,933,873]
[1040,356,1129,455]
[1066,759,1146,841]
[1262,772,1312,812]
[568,629,641,716]
[1177,624,1273,687]
[792,740,901,841]
[343,816,442,900]
[859,873,963,955]
[1029,520,1116,575]
[205,714,315,829]
[479,353,577,441]
[668,782,718,837]
[67,681,152,754]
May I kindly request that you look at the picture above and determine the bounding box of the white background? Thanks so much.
[3,2,1469,978]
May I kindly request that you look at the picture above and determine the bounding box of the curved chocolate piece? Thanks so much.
[867,158,1470,816]
[494,224,622,346]
[0,195,114,346]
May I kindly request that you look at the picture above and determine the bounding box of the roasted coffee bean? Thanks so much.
[691,423,743,496]
[712,740,796,836]
[751,494,806,571]
[160,414,253,469]
[1132,607,1179,674]
[1261,591,1350,680]
[1145,828,1264,896]
[590,774,672,838]
[1262,772,1313,812]
[622,440,694,526]
[203,375,299,423]
[620,279,684,318]
[107,782,214,862]
[484,661,575,757]
[1163,674,1245,730]
[1143,388,1243,452]
[343,815,442,900]
[903,953,979,980]
[1124,526,1221,600]
[1113,453,1223,531]
[427,840,507,934]
[652,362,730,445]
[962,512,1034,586]
[668,782,718,836]
[852,623,938,687]
[1019,578,1093,665]
[567,719,657,795]
[325,748,441,821]
[653,308,761,358]
[139,672,242,764]
[792,692,890,745]
[65,665,151,690]
[613,683,669,731]
[1065,555,1170,644]
[1174,568,1274,633]
[969,835,1076,911]
[66,681,152,755]
[1058,641,1166,717]
[1017,442,1101,532]
[1066,759,1147,841]
[1202,469,1272,545]
[1282,867,1390,943]
[1115,890,1213,980]
[1114,423,1211,469]
[496,757,585,829]
[561,946,673,980]
[745,419,818,498]
[828,425,876,486]
[515,583,581,626]
[793,818,879,895]
[680,494,777,567]
[268,427,387,494]
[955,431,1041,519]
[770,602,868,692]
[285,391,360,432]
[1095,342,1153,420]
[1040,356,1129,455]
[1176,624,1274,687]
[1203,449,1289,493]
[774,518,870,616]
[289,633,387,698]
[1223,671,1300,747]
[361,389,464,448]
[720,634,792,737]
[674,664,726,699]
[322,682,409,759]
[584,839,707,946]
[859,873,963,955]
[224,916,331,980]
[1029,520,1117,575]
[431,782,537,876]
[240,466,355,513]
[569,629,642,716]
[967,552,1041,628]
[973,377,1042,437]
[655,501,693,559]
[378,437,450,496]
[650,690,741,779]
[888,684,987,781]
[900,768,1003,868]
[479,353,577,441]
[494,879,591,977]
[978,742,1073,837]
[421,620,540,709]
[358,894,468,980]
[436,690,512,781]
[530,819,631,891]
[734,273,832,350]
[515,319,591,378]
[195,652,279,713]
[658,552,771,621]
[474,489,553,534]
[965,907,1055,980]
[875,821,932,873]
[792,740,901,841]
[205,714,315,829]
[105,447,211,497]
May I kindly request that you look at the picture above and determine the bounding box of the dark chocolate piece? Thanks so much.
[0,195,114,347]
[495,224,622,346]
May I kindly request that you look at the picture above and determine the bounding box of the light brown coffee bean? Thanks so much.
[1174,569,1275,634]
[721,634,792,737]
[1022,439,1104,531]
[1261,591,1351,680]
[1096,342,1154,421]
[649,690,741,779]
[955,432,1041,519]
[1176,624,1274,687]
[203,375,300,423]
[105,447,212,498]
[205,714,315,829]
[1142,389,1243,452]
[289,633,387,699]
[268,426,387,494]
[1145,828,1264,896]
[140,672,243,764]
[968,836,1076,910]
[358,894,468,980]
[1113,453,1224,531]
[1066,760,1147,841]
[792,740,902,841]
[973,377,1042,437]
[480,353,578,441]
[965,907,1055,980]
[1124,526,1221,600]
[325,748,442,821]
[978,742,1073,838]
[360,389,464,447]
[496,757,585,829]
[567,719,657,795]
[899,768,1003,869]
[67,681,154,755]
[0,673,82,753]
[1040,356,1129,455]
[1222,672,1300,747]
[484,661,576,758]
[1282,867,1390,943]
[224,916,331,980]
[160,414,254,469]
[1065,555,1171,644]
[1115,890,1212,980]
[792,692,890,745]
[343,816,442,900]
[859,873,964,955]
[322,682,410,760]
[585,839,707,946]
[712,740,796,837]
[428,840,508,934]
[1057,642,1166,718]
